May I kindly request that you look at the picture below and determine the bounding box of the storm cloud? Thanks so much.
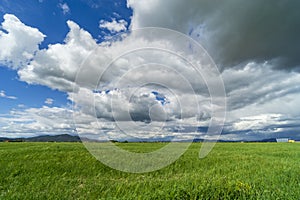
[128,0,300,70]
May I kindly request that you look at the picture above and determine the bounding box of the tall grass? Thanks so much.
[0,142,299,199]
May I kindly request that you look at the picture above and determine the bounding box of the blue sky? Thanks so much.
[1,0,300,141]
[0,66,68,112]
[0,0,131,114]
[0,0,132,44]
[0,0,133,138]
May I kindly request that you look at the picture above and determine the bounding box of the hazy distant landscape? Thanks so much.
[0,134,298,143]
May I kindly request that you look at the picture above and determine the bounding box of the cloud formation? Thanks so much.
[1,0,300,141]
[0,106,74,138]
[99,18,128,33]
[0,14,214,139]
[18,20,97,92]
[128,0,300,70]
[0,14,45,69]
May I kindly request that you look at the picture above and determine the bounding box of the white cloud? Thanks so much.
[0,106,74,138]
[222,62,300,111]
[1,12,300,140]
[0,15,209,139]
[0,90,17,100]
[99,18,127,33]
[59,3,70,15]
[0,14,45,69]
[17,20,98,92]
[44,98,54,105]
[231,114,283,131]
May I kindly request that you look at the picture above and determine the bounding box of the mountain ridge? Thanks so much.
[0,135,292,143]
[0,134,81,142]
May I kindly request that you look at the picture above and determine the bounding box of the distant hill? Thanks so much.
[259,138,277,142]
[0,134,81,142]
[0,137,10,142]
[192,138,279,143]
[0,135,293,143]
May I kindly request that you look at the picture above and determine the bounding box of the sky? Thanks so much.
[0,0,300,141]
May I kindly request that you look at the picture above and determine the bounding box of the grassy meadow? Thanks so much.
[0,142,299,199]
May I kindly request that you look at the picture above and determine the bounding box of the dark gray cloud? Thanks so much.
[205,0,300,70]
[129,0,300,70]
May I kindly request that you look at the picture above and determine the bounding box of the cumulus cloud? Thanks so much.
[127,0,300,71]
[0,90,17,100]
[0,14,45,69]
[17,20,97,92]
[0,14,215,139]
[99,18,128,33]
[1,8,300,141]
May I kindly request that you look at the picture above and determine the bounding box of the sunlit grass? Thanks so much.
[0,142,299,199]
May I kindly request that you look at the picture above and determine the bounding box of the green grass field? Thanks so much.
[0,142,299,199]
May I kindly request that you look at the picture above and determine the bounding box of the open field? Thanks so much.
[0,142,299,199]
